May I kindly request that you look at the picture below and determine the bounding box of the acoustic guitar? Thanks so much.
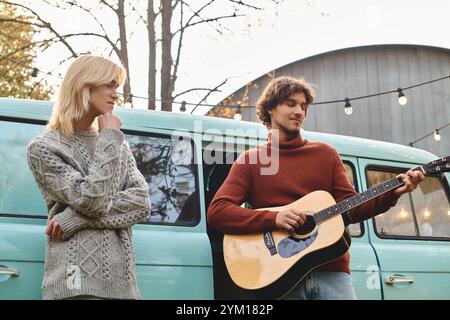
[223,156,450,299]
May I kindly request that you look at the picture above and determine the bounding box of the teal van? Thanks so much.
[1,97,449,300]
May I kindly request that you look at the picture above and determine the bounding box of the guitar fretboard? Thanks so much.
[314,177,405,224]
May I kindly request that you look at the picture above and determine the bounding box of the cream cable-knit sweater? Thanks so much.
[27,128,150,300]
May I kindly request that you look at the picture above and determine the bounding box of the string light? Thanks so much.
[1,52,449,142]
[233,105,242,121]
[124,93,133,108]
[397,88,407,106]
[434,129,441,141]
[2,53,448,111]
[409,121,449,146]
[0,53,56,79]
[180,101,186,112]
[344,98,353,115]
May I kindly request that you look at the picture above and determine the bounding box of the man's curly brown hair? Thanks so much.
[256,76,316,128]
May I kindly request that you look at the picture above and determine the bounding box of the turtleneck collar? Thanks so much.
[73,128,99,137]
[267,130,307,149]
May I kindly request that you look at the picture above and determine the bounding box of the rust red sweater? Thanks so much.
[207,133,400,273]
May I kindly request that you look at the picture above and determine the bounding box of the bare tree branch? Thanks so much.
[190,78,228,114]
[0,17,47,28]
[170,0,185,99]
[177,0,249,36]
[228,0,262,10]
[128,0,147,25]
[1,0,78,57]
[58,33,120,56]
[173,87,224,100]
[167,0,259,112]
[173,12,244,35]
[100,0,116,13]
[197,78,228,104]
[172,0,182,11]
[0,40,42,61]
[64,1,112,39]
[183,0,216,27]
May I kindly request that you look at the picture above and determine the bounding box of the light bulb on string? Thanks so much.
[234,105,242,121]
[434,129,441,141]
[344,98,353,115]
[397,88,407,106]
[180,101,186,112]
[124,93,133,108]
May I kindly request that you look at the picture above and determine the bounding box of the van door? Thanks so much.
[341,156,382,300]
[125,130,214,299]
[358,158,450,299]
[0,119,47,299]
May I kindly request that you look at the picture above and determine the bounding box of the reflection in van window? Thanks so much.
[0,120,47,215]
[367,169,450,238]
[127,134,199,225]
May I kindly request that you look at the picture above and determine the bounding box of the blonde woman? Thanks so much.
[27,55,150,300]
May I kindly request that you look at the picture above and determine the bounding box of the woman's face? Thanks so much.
[89,80,119,115]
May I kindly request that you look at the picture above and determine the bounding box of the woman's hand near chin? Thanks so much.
[98,113,121,130]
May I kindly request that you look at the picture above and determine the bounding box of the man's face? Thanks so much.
[269,92,308,135]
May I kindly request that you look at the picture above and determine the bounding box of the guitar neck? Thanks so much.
[314,166,424,224]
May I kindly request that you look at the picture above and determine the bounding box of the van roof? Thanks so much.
[0,97,437,164]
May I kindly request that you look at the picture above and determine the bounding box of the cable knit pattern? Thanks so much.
[27,128,150,300]
[207,133,400,274]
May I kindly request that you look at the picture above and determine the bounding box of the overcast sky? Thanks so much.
[30,0,450,114]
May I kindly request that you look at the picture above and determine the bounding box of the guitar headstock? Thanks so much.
[422,156,450,176]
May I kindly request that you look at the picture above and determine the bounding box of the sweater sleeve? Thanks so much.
[27,128,124,218]
[331,151,401,224]
[54,143,151,236]
[207,152,278,234]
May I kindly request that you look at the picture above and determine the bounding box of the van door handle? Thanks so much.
[384,274,413,285]
[0,267,20,277]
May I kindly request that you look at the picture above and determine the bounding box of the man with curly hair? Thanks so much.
[207,76,424,300]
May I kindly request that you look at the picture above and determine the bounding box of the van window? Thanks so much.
[0,119,200,224]
[127,133,200,226]
[343,162,363,237]
[367,168,450,239]
[0,119,47,216]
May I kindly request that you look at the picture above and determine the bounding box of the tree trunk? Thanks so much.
[118,0,132,105]
[147,0,156,110]
[160,0,173,112]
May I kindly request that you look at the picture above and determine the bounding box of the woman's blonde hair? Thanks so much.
[47,54,127,137]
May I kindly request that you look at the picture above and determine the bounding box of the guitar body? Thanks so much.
[223,191,351,300]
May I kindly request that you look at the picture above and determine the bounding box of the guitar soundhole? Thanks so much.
[294,215,316,236]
